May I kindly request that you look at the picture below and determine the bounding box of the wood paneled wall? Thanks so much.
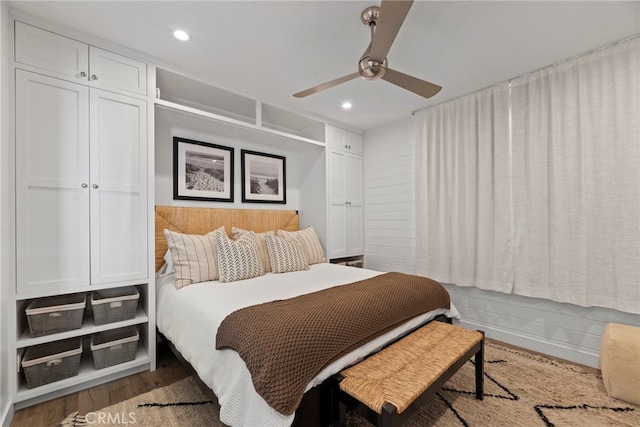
[363,118,417,274]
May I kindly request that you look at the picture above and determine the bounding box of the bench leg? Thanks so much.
[380,402,398,427]
[475,332,485,400]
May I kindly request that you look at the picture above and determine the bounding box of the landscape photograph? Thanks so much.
[185,151,225,192]
[173,137,234,202]
[241,150,286,203]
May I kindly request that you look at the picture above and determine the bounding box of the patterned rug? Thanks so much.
[61,341,639,426]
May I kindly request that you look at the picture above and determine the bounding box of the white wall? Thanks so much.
[154,107,314,211]
[363,117,640,368]
[363,117,416,274]
[0,2,12,425]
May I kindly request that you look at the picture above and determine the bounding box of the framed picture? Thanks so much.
[241,150,286,204]
[173,137,234,202]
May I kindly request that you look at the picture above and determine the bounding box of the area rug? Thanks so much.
[61,341,639,426]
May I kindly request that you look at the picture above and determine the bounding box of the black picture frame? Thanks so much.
[173,137,234,202]
[241,149,286,204]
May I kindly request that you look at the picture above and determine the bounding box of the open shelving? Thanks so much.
[155,67,327,148]
[15,346,150,406]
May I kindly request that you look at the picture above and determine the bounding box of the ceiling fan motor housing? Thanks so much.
[358,56,387,80]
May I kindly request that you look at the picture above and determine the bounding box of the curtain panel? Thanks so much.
[415,37,639,314]
[510,38,639,313]
[415,84,513,293]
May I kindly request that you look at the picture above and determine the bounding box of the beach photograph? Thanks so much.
[241,150,286,203]
[173,137,234,202]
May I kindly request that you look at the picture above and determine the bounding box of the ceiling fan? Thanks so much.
[293,0,442,99]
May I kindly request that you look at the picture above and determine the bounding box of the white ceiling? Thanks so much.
[8,1,639,131]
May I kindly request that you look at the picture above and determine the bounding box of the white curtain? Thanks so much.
[510,38,640,313]
[415,84,513,293]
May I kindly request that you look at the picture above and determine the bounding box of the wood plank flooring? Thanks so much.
[10,342,190,427]
[10,337,599,426]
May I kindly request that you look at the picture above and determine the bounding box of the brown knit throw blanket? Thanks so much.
[215,272,451,415]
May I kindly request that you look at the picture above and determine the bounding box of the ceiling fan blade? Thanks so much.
[369,0,414,63]
[293,72,360,98]
[382,68,442,99]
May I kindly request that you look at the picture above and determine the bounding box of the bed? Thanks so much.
[154,206,460,426]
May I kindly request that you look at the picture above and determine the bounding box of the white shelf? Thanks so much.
[15,346,149,403]
[17,308,149,348]
[155,66,326,148]
[156,99,326,148]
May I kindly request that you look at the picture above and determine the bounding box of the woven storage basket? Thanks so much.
[21,337,83,388]
[90,326,139,369]
[91,287,139,325]
[26,293,86,337]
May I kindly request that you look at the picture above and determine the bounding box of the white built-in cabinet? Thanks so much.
[327,126,364,260]
[15,72,148,294]
[12,21,152,408]
[15,21,147,95]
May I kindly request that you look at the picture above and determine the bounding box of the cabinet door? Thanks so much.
[89,47,147,95]
[90,90,148,285]
[327,126,345,150]
[344,130,363,154]
[328,149,348,258]
[15,71,90,295]
[346,153,364,255]
[15,21,88,81]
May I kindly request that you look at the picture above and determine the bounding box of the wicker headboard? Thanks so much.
[155,206,300,271]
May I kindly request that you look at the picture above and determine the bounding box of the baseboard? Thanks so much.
[1,403,14,427]
[459,318,600,369]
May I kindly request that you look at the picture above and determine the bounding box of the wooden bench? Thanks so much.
[335,321,484,427]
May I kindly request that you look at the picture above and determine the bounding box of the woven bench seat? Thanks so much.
[336,321,484,427]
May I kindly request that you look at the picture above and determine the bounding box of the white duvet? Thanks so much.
[156,263,460,427]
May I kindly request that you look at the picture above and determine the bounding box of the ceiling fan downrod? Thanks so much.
[359,6,387,80]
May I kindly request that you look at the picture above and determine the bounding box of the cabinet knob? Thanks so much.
[347,145,351,150]
[92,184,99,189]
[80,71,87,78]
[91,75,98,81]
[81,183,88,188]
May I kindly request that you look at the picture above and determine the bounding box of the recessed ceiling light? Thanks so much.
[342,101,352,109]
[173,30,190,41]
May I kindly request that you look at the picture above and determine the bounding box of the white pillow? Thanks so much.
[232,227,275,273]
[214,229,265,283]
[164,227,223,289]
[156,250,175,278]
[265,233,309,274]
[277,226,325,265]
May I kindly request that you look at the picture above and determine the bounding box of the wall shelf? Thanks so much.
[155,67,326,148]
[17,308,149,349]
[15,346,149,404]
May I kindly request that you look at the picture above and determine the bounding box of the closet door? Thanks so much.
[89,46,147,95]
[15,70,90,295]
[346,152,364,255]
[89,90,148,285]
[328,148,348,258]
[14,21,89,81]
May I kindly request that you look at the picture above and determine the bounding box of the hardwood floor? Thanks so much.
[11,342,190,427]
[10,337,600,426]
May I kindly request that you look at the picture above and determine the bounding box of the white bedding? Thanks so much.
[156,263,460,427]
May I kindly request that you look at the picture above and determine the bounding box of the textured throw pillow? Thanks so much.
[214,229,265,283]
[277,226,325,265]
[232,227,275,273]
[164,227,223,289]
[265,233,309,274]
